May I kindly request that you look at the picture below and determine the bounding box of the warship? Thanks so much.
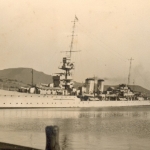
[0,16,150,108]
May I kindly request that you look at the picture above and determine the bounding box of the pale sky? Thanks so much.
[0,0,150,89]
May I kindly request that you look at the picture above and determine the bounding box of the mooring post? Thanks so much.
[45,126,60,150]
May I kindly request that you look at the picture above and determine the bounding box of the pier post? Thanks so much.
[45,126,60,150]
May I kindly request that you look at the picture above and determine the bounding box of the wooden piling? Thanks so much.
[45,126,60,150]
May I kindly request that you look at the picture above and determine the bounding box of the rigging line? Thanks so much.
[78,22,128,62]
[76,41,128,76]
[87,35,126,64]
[97,53,128,79]
[83,31,127,64]
[78,29,126,64]
[78,22,127,61]
[79,31,127,64]
[83,42,128,77]
[76,47,127,81]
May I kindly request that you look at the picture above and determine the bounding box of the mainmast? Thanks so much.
[128,58,134,85]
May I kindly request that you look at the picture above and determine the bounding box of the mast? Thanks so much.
[69,16,78,58]
[64,16,78,89]
[31,69,33,87]
[61,16,79,58]
[128,58,134,85]
[58,16,79,92]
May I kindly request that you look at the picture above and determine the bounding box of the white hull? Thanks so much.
[0,94,150,108]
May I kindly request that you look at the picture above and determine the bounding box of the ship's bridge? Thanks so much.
[59,62,74,70]
[59,57,74,70]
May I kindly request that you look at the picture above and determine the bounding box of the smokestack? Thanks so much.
[85,78,95,94]
[97,79,104,94]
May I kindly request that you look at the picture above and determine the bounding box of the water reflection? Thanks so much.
[0,107,149,119]
[0,107,150,150]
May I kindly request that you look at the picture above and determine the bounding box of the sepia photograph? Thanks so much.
[0,0,150,149]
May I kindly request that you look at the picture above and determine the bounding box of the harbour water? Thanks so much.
[0,107,150,150]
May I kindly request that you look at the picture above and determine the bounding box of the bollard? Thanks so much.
[45,126,60,150]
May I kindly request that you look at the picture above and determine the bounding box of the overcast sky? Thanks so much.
[0,0,150,89]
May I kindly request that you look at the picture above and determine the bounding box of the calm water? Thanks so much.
[0,107,150,150]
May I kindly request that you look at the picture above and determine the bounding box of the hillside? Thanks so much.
[0,68,53,90]
[0,68,52,85]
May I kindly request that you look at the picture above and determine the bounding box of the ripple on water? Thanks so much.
[0,107,150,150]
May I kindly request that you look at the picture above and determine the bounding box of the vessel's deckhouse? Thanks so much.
[53,56,74,93]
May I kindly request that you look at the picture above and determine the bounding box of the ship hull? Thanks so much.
[0,94,150,108]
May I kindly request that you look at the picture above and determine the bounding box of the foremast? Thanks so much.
[53,16,79,95]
